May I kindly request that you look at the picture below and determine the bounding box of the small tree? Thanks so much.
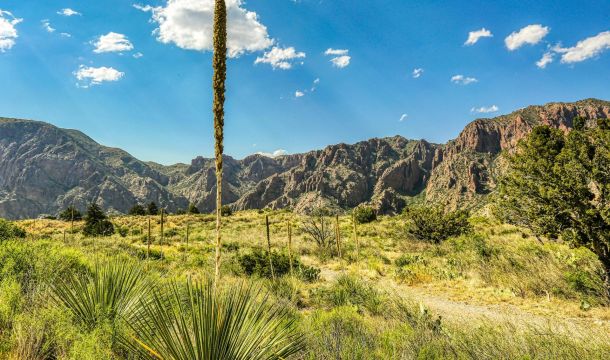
[58,206,82,222]
[129,204,147,216]
[187,203,200,214]
[147,202,159,216]
[353,205,377,224]
[404,205,471,243]
[83,204,114,237]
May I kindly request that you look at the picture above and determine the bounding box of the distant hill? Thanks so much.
[0,99,609,219]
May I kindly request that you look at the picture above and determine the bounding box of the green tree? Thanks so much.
[147,202,159,216]
[495,123,610,290]
[353,205,377,224]
[58,205,82,221]
[188,203,200,214]
[404,205,471,243]
[128,204,147,216]
[83,204,114,237]
[212,0,227,285]
[220,205,232,217]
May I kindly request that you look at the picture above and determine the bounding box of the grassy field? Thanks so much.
[2,210,610,359]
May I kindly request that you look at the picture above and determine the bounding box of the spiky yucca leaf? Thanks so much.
[51,260,151,331]
[125,279,304,360]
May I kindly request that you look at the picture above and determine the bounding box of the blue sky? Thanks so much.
[1,0,609,164]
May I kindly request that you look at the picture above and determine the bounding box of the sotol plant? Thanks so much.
[124,279,304,359]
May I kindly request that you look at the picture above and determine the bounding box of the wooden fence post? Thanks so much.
[266,215,275,280]
[288,220,293,276]
[335,214,342,258]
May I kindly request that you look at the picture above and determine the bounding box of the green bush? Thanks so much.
[314,275,384,315]
[239,249,320,281]
[404,205,472,243]
[353,205,377,224]
[0,219,26,240]
[188,203,200,214]
[58,206,82,221]
[221,205,233,216]
[128,204,146,216]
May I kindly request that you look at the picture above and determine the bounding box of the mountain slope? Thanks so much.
[0,99,609,219]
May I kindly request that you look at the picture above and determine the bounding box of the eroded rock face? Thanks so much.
[0,99,609,218]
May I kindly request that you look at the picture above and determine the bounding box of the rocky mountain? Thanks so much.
[0,99,609,219]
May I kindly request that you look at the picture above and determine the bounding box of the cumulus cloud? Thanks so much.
[471,105,499,113]
[399,114,408,122]
[451,74,478,85]
[465,28,492,46]
[74,65,124,87]
[42,19,55,33]
[554,31,610,64]
[136,0,274,58]
[257,149,288,158]
[295,90,305,98]
[254,46,305,69]
[93,32,134,53]
[412,68,423,78]
[0,10,22,52]
[536,51,554,68]
[58,8,81,16]
[325,48,351,68]
[505,24,549,51]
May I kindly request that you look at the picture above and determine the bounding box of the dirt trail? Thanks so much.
[319,269,610,335]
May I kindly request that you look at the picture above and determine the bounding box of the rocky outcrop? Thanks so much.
[0,99,609,219]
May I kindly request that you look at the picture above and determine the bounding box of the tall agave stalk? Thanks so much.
[212,0,227,285]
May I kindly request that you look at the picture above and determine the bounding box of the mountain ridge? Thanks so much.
[0,98,609,219]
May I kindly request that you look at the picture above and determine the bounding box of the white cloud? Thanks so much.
[325,48,351,68]
[257,149,288,158]
[58,8,81,16]
[465,28,492,46]
[554,31,610,64]
[536,51,554,68]
[295,90,305,98]
[254,46,305,69]
[42,19,55,33]
[451,74,478,85]
[471,105,499,113]
[0,10,22,52]
[136,0,274,58]
[93,32,134,53]
[60,32,72,38]
[505,24,549,51]
[311,78,320,91]
[74,65,125,87]
[412,68,424,78]
[399,114,408,122]
[325,48,348,56]
[133,52,144,58]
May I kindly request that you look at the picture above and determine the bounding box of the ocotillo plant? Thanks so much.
[335,214,342,258]
[147,216,151,259]
[352,213,359,262]
[212,0,227,286]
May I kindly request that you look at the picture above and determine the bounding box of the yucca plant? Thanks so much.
[50,260,151,331]
[124,279,304,359]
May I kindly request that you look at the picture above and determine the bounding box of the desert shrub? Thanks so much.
[314,275,384,315]
[404,205,472,243]
[82,204,114,237]
[395,254,423,267]
[221,205,232,216]
[187,203,200,214]
[353,205,377,224]
[147,202,159,215]
[239,249,320,282]
[0,278,21,331]
[0,219,26,241]
[301,306,376,360]
[128,204,146,216]
[301,212,336,256]
[58,206,82,221]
